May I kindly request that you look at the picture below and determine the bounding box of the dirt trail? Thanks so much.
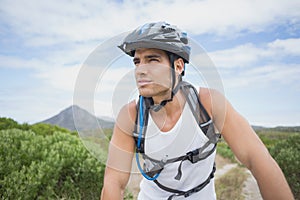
[126,154,262,199]
[214,163,237,179]
[242,170,263,200]
[126,162,143,199]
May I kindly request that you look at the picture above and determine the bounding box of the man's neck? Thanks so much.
[149,92,185,132]
[151,91,185,117]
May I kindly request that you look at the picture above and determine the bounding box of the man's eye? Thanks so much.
[150,59,159,62]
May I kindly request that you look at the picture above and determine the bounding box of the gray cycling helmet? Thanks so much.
[118,22,190,63]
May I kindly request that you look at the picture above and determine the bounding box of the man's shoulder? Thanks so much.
[198,87,213,101]
[119,100,137,117]
[114,100,137,135]
[198,87,226,117]
[198,87,224,98]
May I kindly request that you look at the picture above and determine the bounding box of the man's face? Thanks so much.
[133,48,172,98]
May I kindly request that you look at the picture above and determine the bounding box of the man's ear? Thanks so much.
[174,58,184,74]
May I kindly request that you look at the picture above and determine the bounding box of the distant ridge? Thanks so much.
[252,125,266,131]
[40,105,114,131]
[252,125,300,132]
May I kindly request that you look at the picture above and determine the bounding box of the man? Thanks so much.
[101,22,294,199]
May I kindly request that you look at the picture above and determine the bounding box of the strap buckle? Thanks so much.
[186,149,199,163]
[184,189,195,198]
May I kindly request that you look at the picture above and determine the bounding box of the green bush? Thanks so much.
[257,130,297,151]
[30,123,72,136]
[217,141,235,162]
[0,117,23,130]
[270,134,300,199]
[0,129,105,199]
[0,117,75,136]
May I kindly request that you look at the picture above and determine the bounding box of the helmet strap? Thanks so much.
[150,54,181,112]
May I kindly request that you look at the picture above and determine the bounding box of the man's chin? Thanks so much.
[138,93,152,98]
[138,90,153,98]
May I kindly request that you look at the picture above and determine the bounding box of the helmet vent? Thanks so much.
[161,24,175,33]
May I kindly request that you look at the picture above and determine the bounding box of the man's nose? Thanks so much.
[135,64,148,76]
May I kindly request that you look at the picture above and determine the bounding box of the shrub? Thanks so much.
[270,134,300,199]
[217,141,235,162]
[0,117,75,136]
[0,117,22,130]
[0,129,105,199]
[30,123,72,136]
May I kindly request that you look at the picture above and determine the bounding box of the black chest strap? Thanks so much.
[154,163,216,200]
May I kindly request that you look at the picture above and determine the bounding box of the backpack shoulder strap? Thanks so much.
[179,81,211,134]
[133,96,151,154]
[180,81,221,144]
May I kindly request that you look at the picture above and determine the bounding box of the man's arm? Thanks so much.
[200,88,294,200]
[101,101,136,200]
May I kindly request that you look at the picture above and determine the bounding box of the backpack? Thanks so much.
[133,81,220,199]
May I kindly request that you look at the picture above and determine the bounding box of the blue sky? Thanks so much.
[0,0,299,127]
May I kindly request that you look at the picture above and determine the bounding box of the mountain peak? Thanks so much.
[40,105,114,131]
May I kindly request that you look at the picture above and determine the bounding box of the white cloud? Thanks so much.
[35,64,81,91]
[1,0,299,46]
[207,38,300,90]
[1,0,137,45]
[221,63,300,89]
[0,55,48,70]
[122,0,300,35]
[209,43,264,68]
[209,38,300,69]
[268,38,300,55]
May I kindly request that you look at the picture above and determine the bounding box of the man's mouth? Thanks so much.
[137,79,153,87]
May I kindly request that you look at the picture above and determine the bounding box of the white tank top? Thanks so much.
[138,103,216,200]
